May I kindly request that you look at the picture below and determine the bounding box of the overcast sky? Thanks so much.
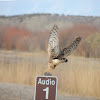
[0,0,100,16]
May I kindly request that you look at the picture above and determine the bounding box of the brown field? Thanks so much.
[0,50,100,99]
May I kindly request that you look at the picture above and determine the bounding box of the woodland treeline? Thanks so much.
[0,24,100,58]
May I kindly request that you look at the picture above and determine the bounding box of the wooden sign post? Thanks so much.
[34,76,58,100]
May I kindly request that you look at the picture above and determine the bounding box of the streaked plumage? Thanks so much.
[45,25,81,73]
[48,25,59,59]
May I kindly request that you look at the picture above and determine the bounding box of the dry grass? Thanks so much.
[0,50,100,99]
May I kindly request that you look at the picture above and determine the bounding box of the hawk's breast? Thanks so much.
[52,59,61,65]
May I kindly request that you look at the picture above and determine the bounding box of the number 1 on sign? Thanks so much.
[43,87,49,99]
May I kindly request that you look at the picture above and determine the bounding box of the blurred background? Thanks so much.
[0,0,100,99]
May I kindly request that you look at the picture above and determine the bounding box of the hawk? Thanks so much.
[45,25,81,73]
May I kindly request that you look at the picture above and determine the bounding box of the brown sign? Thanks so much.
[34,76,58,100]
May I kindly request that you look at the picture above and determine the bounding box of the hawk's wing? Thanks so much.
[48,25,60,59]
[57,37,81,58]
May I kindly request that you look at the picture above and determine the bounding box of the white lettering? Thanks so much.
[38,78,55,85]
[43,87,49,99]
[50,79,52,85]
[42,80,45,85]
[38,78,42,84]
[46,79,49,85]
[52,80,55,85]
